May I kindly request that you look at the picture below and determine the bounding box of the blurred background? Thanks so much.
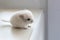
[0,0,46,9]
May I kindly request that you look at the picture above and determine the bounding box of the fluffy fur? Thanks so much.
[10,9,34,29]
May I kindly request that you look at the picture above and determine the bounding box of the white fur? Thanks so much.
[10,9,34,28]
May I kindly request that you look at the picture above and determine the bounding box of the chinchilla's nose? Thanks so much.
[31,20,33,23]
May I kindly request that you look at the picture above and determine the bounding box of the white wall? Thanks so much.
[48,0,60,40]
[0,0,45,9]
[0,0,40,9]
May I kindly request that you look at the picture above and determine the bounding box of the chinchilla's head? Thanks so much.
[17,10,34,24]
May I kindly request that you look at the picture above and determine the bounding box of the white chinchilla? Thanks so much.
[10,9,34,29]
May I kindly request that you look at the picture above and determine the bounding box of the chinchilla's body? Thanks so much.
[10,10,34,28]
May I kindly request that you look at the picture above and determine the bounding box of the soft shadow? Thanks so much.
[11,27,31,37]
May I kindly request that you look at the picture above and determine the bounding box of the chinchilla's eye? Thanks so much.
[27,18,30,21]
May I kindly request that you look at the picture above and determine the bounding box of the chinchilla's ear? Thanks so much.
[19,14,24,19]
[19,14,26,19]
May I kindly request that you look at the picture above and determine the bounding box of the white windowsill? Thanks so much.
[0,9,44,40]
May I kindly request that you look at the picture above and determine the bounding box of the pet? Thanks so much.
[10,9,34,29]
